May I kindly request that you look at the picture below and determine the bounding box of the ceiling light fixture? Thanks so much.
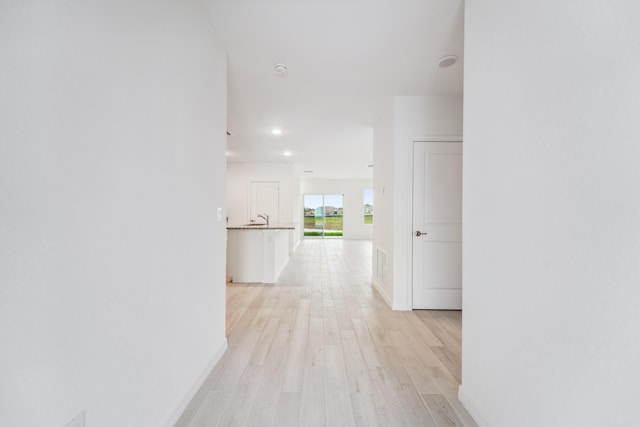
[283,150,292,156]
[271,128,283,135]
[437,55,458,68]
[274,63,288,77]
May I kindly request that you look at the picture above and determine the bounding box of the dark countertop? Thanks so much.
[227,224,296,230]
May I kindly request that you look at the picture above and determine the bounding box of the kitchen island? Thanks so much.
[226,224,295,283]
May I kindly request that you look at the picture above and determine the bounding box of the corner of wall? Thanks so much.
[164,338,228,427]
[457,384,491,427]
[371,277,393,308]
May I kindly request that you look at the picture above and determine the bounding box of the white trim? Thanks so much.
[371,277,393,308]
[371,277,412,311]
[407,135,462,310]
[392,302,412,311]
[163,339,228,427]
[458,384,490,427]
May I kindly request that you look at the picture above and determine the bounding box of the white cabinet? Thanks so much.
[226,228,290,283]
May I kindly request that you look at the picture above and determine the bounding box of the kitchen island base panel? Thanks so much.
[227,229,290,283]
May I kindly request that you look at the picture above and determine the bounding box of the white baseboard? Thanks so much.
[371,277,393,308]
[371,278,412,311]
[164,339,228,427]
[458,384,490,427]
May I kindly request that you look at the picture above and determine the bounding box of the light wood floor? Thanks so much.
[176,239,476,427]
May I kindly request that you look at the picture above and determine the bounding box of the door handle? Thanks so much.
[415,231,427,237]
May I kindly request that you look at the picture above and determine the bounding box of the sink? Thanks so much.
[243,223,267,226]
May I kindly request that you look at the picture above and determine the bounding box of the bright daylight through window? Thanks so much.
[364,189,373,224]
[303,194,343,238]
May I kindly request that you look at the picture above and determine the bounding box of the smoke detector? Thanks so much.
[274,63,288,77]
[437,55,458,68]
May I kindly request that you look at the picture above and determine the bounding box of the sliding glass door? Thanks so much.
[303,194,343,238]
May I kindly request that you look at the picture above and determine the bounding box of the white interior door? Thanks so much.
[412,141,462,309]
[250,181,279,223]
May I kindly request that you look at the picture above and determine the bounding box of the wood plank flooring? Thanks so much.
[176,239,476,427]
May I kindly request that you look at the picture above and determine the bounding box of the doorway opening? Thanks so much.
[303,194,343,238]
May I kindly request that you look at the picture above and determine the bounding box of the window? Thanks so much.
[303,194,343,238]
[364,189,373,224]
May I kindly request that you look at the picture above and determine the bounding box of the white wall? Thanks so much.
[461,2,640,426]
[372,96,463,309]
[0,2,228,426]
[227,162,299,250]
[226,162,294,224]
[292,169,302,251]
[300,178,373,240]
[372,102,396,300]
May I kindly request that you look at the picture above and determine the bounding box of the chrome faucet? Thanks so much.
[257,213,270,225]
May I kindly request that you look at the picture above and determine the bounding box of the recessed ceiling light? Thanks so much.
[271,128,283,135]
[437,55,458,68]
[274,63,288,77]
[283,150,292,156]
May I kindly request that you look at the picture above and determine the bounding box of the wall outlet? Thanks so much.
[65,411,85,427]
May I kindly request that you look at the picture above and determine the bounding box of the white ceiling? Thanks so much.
[204,0,464,179]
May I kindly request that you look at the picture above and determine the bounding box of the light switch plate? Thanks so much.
[216,207,222,222]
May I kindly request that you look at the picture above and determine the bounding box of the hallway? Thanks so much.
[177,240,476,427]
